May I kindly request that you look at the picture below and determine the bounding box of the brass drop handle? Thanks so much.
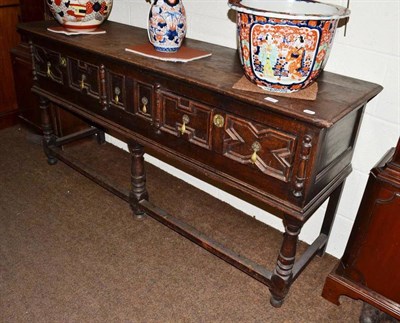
[59,57,67,67]
[80,74,86,90]
[114,86,121,104]
[179,114,190,135]
[251,141,261,163]
[141,97,148,113]
[46,62,51,77]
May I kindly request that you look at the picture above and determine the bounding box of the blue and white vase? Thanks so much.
[148,0,187,52]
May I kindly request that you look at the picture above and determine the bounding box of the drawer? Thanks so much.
[67,57,100,99]
[204,110,304,205]
[107,71,126,110]
[222,114,297,183]
[133,81,155,121]
[158,90,214,150]
[32,45,65,84]
[33,45,107,113]
[104,75,155,120]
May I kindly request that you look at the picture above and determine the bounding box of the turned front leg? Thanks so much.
[270,217,302,307]
[128,141,149,219]
[39,96,57,165]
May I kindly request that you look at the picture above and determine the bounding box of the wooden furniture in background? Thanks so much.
[322,138,400,320]
[10,0,86,135]
[18,20,382,307]
[0,0,21,129]
[9,0,45,131]
[18,0,45,22]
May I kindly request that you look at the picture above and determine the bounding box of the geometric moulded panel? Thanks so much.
[223,115,297,182]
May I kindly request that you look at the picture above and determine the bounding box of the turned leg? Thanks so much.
[96,129,106,145]
[270,217,302,307]
[317,181,346,256]
[128,141,149,219]
[39,96,57,165]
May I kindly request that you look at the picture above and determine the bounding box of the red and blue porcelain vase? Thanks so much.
[46,0,113,32]
[148,0,187,52]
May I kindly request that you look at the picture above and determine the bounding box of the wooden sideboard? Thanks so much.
[322,139,400,320]
[17,20,382,307]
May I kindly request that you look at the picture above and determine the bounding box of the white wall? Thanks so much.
[107,0,400,258]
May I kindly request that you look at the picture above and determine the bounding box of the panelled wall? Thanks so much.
[107,0,400,258]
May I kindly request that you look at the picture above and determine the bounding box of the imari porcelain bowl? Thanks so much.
[228,0,350,93]
[47,0,113,32]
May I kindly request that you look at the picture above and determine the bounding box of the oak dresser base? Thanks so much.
[18,20,383,307]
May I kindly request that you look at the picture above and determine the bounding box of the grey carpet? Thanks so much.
[0,126,363,322]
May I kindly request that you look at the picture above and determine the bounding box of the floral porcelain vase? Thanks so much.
[148,0,187,52]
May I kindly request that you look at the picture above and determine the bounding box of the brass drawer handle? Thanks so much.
[59,57,67,67]
[80,74,86,90]
[179,114,190,135]
[46,62,51,77]
[141,96,148,113]
[251,141,261,163]
[114,86,121,104]
[213,114,225,128]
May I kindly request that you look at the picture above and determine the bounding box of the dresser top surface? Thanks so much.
[18,20,383,128]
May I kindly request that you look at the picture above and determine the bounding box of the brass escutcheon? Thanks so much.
[213,114,225,128]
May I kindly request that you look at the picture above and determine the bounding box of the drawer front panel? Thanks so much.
[158,90,213,150]
[67,57,100,99]
[223,115,297,183]
[107,71,126,109]
[134,81,154,121]
[33,45,64,84]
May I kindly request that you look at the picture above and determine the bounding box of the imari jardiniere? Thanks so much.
[228,0,350,93]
